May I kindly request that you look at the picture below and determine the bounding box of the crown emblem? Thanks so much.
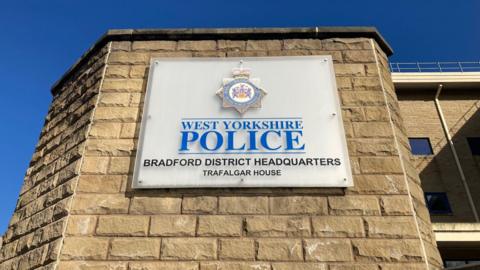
[216,61,267,114]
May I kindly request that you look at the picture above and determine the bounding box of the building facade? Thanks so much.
[0,27,477,270]
[394,70,480,267]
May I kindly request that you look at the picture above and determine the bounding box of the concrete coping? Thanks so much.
[51,27,393,94]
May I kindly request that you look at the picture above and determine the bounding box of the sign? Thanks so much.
[133,56,353,188]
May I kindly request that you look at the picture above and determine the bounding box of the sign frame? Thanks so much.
[132,56,353,189]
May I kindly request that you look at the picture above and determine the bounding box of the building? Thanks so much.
[393,66,480,267]
[0,27,478,270]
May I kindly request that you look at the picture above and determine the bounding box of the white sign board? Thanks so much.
[133,56,353,188]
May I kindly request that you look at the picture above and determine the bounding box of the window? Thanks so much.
[467,137,480,156]
[425,192,452,214]
[409,138,433,155]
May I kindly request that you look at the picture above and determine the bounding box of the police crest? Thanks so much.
[216,61,267,114]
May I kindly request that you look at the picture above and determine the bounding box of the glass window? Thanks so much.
[467,137,480,155]
[409,138,433,155]
[425,192,452,214]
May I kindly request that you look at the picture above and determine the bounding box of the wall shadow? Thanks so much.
[399,88,480,223]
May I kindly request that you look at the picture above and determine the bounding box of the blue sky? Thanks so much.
[0,0,478,233]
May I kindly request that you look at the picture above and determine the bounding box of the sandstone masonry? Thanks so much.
[0,28,443,270]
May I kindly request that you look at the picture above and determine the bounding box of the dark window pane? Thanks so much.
[467,137,480,155]
[409,138,433,155]
[425,192,452,214]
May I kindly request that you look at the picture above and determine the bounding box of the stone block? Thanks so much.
[336,77,352,90]
[347,139,397,156]
[270,196,328,215]
[365,64,378,76]
[94,107,139,122]
[219,196,268,214]
[130,197,181,214]
[77,175,124,193]
[329,264,378,270]
[182,196,217,213]
[80,157,109,174]
[219,239,255,260]
[272,263,327,270]
[348,175,407,195]
[16,233,34,253]
[102,79,144,92]
[178,40,217,51]
[129,262,198,270]
[201,262,270,270]
[61,237,108,260]
[359,157,403,174]
[334,64,365,76]
[57,262,128,270]
[381,196,413,215]
[1,240,19,261]
[86,140,135,156]
[130,65,148,78]
[99,93,131,106]
[365,217,418,238]
[352,239,423,262]
[227,51,268,57]
[105,65,130,78]
[132,41,177,51]
[90,122,122,138]
[352,77,381,91]
[108,52,149,64]
[341,91,385,106]
[378,264,426,270]
[352,122,392,138]
[193,51,226,57]
[17,245,48,270]
[71,194,129,214]
[120,123,139,138]
[218,40,246,51]
[325,38,371,50]
[197,216,242,236]
[161,238,217,260]
[312,216,365,237]
[111,41,131,51]
[150,51,193,58]
[343,50,375,63]
[150,215,196,236]
[246,40,282,50]
[65,215,96,236]
[110,238,160,260]
[304,239,353,262]
[129,93,142,106]
[45,239,62,264]
[108,157,132,174]
[38,219,65,244]
[284,39,323,50]
[343,107,365,122]
[256,239,303,261]
[364,107,390,121]
[96,216,149,236]
[245,216,311,237]
[329,196,381,215]
[268,50,311,57]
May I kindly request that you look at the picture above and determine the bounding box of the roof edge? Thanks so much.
[51,27,393,94]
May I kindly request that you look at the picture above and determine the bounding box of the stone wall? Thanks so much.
[0,44,109,269]
[1,33,443,269]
